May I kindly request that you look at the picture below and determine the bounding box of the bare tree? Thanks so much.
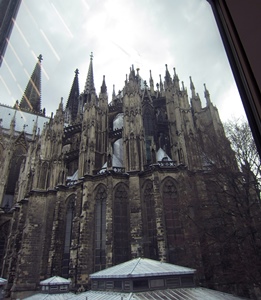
[185,125,261,299]
[224,118,261,199]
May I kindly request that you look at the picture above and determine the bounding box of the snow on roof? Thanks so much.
[0,277,7,286]
[24,293,75,300]
[99,154,124,174]
[40,276,71,286]
[67,169,78,181]
[90,257,195,279]
[74,288,247,300]
[156,148,172,161]
[0,105,49,135]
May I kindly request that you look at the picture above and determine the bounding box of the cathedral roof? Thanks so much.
[0,104,49,135]
[90,257,195,279]
[19,54,42,113]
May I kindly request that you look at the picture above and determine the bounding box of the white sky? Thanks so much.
[0,0,246,122]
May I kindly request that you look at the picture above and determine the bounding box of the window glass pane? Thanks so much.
[113,184,130,264]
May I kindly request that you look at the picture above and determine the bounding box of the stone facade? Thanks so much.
[0,55,260,299]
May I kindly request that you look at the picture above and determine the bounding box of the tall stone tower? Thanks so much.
[0,54,260,299]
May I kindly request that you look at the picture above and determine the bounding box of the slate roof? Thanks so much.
[40,276,71,286]
[90,257,196,279]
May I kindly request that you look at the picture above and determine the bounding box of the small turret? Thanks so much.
[9,111,16,137]
[149,70,154,94]
[100,75,107,94]
[181,81,186,92]
[99,75,108,107]
[164,64,172,88]
[58,97,63,112]
[173,67,180,90]
[189,76,196,98]
[190,76,202,113]
[112,84,116,101]
[204,83,211,106]
[159,74,163,92]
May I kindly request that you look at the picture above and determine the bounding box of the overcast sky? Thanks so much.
[0,0,246,122]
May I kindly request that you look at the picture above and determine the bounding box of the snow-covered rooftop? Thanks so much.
[40,276,71,286]
[90,257,196,279]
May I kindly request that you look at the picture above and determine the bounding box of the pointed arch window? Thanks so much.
[94,185,107,271]
[143,105,155,164]
[62,195,75,278]
[3,145,26,208]
[142,104,155,136]
[143,180,158,259]
[162,179,184,263]
[0,221,10,274]
[113,184,130,265]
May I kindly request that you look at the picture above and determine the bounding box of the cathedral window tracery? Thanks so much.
[3,145,26,208]
[94,185,107,271]
[142,180,158,260]
[162,178,184,263]
[113,183,130,264]
[62,195,75,278]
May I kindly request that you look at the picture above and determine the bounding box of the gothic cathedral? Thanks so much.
[0,54,260,298]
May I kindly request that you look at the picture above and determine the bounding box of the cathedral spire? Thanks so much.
[19,54,42,114]
[66,69,80,122]
[84,52,95,94]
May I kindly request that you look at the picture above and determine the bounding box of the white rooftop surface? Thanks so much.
[157,148,172,161]
[0,105,49,135]
[23,288,248,300]
[24,293,75,300]
[40,276,71,286]
[67,169,78,181]
[99,154,123,173]
[73,288,247,300]
[90,258,196,279]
